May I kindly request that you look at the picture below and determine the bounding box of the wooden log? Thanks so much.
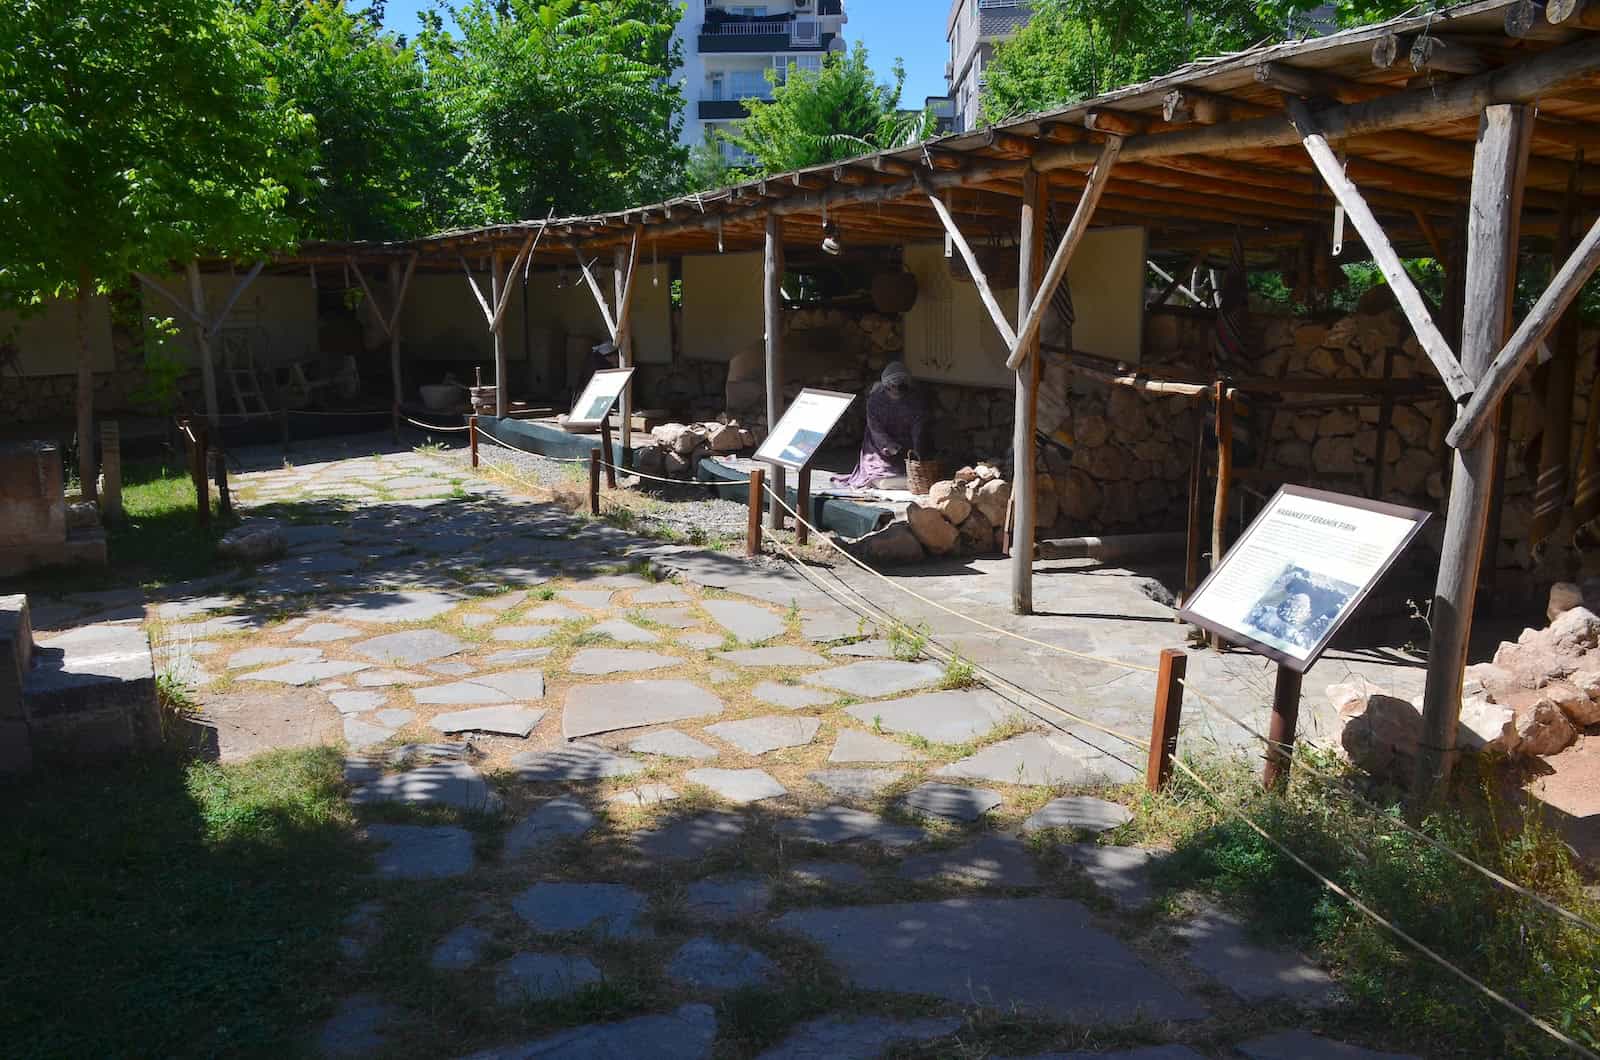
[1037,531,1187,562]
[599,415,617,490]
[1548,0,1600,27]
[924,184,1017,348]
[192,422,211,529]
[458,255,494,327]
[1084,108,1150,136]
[1415,103,1534,808]
[1446,210,1600,447]
[206,261,265,340]
[186,260,219,425]
[99,421,121,520]
[1148,648,1187,793]
[214,445,232,520]
[614,236,641,453]
[491,250,508,418]
[469,415,479,469]
[1211,383,1234,650]
[765,212,787,530]
[1410,35,1489,76]
[795,466,812,546]
[490,235,535,334]
[575,248,619,339]
[1256,61,1386,103]
[1012,167,1044,615]
[388,260,405,417]
[1008,137,1122,370]
[1528,152,1587,548]
[1263,664,1305,791]
[1507,0,1557,38]
[1287,98,1473,402]
[589,448,601,516]
[1184,408,1207,604]
[747,466,765,557]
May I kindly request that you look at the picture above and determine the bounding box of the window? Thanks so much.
[790,16,819,45]
[772,53,821,83]
[709,72,724,100]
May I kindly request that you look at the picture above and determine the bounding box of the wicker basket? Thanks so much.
[905,451,941,496]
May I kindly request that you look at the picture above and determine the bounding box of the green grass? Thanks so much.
[0,747,365,1057]
[1143,752,1600,1058]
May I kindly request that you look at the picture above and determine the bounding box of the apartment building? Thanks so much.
[673,0,849,162]
[945,0,1033,132]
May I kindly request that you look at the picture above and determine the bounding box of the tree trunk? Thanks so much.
[75,264,97,504]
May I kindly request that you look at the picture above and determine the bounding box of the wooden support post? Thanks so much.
[764,212,787,529]
[1147,648,1187,793]
[98,421,121,521]
[491,251,508,419]
[747,466,765,557]
[1372,346,1397,497]
[191,422,211,530]
[1415,104,1534,807]
[1210,384,1234,651]
[1484,398,1515,593]
[1263,664,1305,792]
[600,415,617,490]
[469,416,479,469]
[1012,166,1045,615]
[214,446,231,521]
[588,448,601,516]
[186,260,219,425]
[388,259,405,419]
[614,238,641,455]
[1183,403,1207,605]
[795,465,812,546]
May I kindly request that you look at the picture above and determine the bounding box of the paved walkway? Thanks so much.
[118,435,1419,1058]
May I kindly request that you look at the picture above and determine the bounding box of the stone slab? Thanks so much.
[828,729,926,763]
[634,812,746,861]
[845,690,1019,744]
[563,680,723,739]
[1173,904,1336,1006]
[495,952,603,1005]
[351,629,467,665]
[898,833,1040,887]
[373,709,415,728]
[463,1003,716,1060]
[318,993,402,1058]
[628,728,719,760]
[520,603,584,623]
[638,607,696,629]
[330,691,388,715]
[387,741,473,765]
[504,796,597,856]
[666,937,777,991]
[1234,1031,1419,1060]
[902,782,1002,823]
[485,648,554,666]
[366,824,474,880]
[428,660,475,676]
[802,659,944,697]
[343,717,396,750]
[776,806,926,848]
[462,613,496,628]
[937,733,1104,787]
[510,881,650,940]
[632,584,690,604]
[684,767,787,804]
[683,875,772,922]
[606,782,680,808]
[430,924,492,971]
[756,1015,961,1060]
[431,706,545,737]
[800,610,868,643]
[491,625,557,643]
[245,660,370,685]
[318,591,461,624]
[702,599,785,643]
[557,589,615,608]
[568,648,679,676]
[1023,796,1135,835]
[772,898,1207,1023]
[705,715,820,756]
[716,646,829,668]
[588,619,661,644]
[350,762,501,812]
[828,639,894,658]
[294,622,360,643]
[226,646,323,670]
[751,682,836,710]
[414,669,544,705]
[789,861,871,888]
[479,590,531,612]
[806,769,904,799]
[678,632,725,650]
[354,669,431,687]
[1062,844,1162,911]
[511,740,643,782]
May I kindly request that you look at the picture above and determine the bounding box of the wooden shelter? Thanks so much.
[187,0,1600,804]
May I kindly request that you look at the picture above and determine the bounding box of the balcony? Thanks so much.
[699,19,835,53]
[698,99,750,119]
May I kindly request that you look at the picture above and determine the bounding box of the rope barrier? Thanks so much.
[760,531,1600,1060]
[403,417,472,433]
[472,428,592,462]
[598,458,753,489]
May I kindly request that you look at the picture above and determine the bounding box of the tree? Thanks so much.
[980,0,1274,125]
[680,135,739,195]
[728,45,934,175]
[0,0,310,497]
[420,0,686,222]
[246,0,467,240]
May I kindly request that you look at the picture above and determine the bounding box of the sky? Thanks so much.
[377,1,951,103]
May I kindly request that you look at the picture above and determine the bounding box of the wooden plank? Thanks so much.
[1007,137,1122,370]
[491,250,508,418]
[1147,648,1187,793]
[1415,103,1534,808]
[747,466,765,556]
[1287,97,1473,402]
[925,187,1018,348]
[765,212,787,530]
[1446,210,1600,447]
[1012,166,1044,615]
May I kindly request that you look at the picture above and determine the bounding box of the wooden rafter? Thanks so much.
[922,179,1018,349]
[574,248,619,339]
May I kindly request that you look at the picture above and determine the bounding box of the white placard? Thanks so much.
[567,367,635,427]
[755,388,857,471]
[1178,486,1429,671]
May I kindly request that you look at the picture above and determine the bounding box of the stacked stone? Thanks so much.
[635,420,756,481]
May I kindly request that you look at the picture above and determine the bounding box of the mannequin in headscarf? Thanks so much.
[836,361,932,489]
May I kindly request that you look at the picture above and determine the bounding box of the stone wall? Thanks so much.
[1,287,148,427]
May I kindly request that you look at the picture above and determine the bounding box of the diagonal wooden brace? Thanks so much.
[921,177,1017,349]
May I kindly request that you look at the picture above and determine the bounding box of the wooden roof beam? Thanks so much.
[1085,108,1154,136]
[1255,61,1391,104]
[1547,0,1600,28]
[1507,0,1568,38]
[1372,33,1491,76]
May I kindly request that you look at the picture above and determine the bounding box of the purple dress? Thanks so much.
[835,382,931,489]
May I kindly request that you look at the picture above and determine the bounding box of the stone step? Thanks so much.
[18,621,158,769]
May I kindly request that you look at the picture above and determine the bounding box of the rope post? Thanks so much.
[469,416,479,469]
[794,466,812,546]
[747,466,765,557]
[1263,663,1305,792]
[1146,648,1187,793]
[214,444,232,521]
[98,420,122,521]
[600,416,618,489]
[588,447,601,517]
[190,421,211,530]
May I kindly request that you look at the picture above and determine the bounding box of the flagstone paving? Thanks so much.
[157,440,1402,1057]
